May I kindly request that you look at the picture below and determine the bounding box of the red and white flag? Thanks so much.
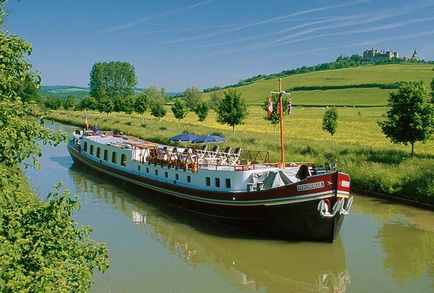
[266,95,273,116]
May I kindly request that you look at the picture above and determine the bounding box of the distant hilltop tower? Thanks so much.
[402,49,421,61]
[362,48,399,61]
[411,49,419,61]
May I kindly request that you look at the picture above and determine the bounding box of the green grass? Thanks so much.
[48,107,434,203]
[204,64,434,106]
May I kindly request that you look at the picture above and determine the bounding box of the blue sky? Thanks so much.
[4,0,434,91]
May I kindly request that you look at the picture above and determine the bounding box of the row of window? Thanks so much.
[140,165,231,188]
[84,141,127,166]
[206,176,231,188]
[84,141,232,189]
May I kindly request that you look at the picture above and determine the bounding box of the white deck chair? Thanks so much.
[228,147,242,166]
[218,147,232,165]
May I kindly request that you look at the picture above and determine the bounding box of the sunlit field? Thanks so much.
[51,106,432,154]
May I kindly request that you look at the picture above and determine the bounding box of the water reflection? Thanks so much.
[69,164,350,292]
[353,196,434,288]
[378,223,434,286]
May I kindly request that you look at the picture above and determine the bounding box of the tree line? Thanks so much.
[43,62,250,134]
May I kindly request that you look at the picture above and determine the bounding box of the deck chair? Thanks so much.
[205,145,220,165]
[196,145,208,159]
[169,147,179,162]
[228,147,242,165]
[218,147,232,165]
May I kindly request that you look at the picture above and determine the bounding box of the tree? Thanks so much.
[150,101,167,120]
[79,96,97,110]
[143,86,164,101]
[379,81,434,156]
[44,96,62,110]
[115,94,135,114]
[0,1,108,290]
[171,99,188,122]
[194,101,209,123]
[216,89,248,134]
[184,87,202,110]
[64,95,78,110]
[97,95,114,115]
[135,93,149,119]
[208,91,222,110]
[322,107,338,136]
[89,61,137,101]
[431,77,434,99]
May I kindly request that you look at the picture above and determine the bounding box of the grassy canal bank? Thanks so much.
[47,107,434,204]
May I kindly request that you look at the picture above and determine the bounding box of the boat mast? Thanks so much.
[269,79,290,168]
[278,78,285,168]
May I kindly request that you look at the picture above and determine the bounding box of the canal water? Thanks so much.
[24,122,434,292]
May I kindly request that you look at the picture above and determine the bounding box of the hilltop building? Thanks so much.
[402,49,420,61]
[362,48,421,62]
[362,48,399,61]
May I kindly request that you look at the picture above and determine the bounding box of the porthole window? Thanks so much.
[121,154,127,166]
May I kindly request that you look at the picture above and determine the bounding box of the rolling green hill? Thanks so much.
[39,86,182,99]
[40,86,90,99]
[205,64,434,106]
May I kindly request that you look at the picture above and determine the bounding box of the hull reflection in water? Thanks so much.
[70,164,351,292]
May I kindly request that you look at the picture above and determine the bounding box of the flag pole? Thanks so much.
[279,78,285,168]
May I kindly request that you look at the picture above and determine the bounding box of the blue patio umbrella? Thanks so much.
[193,135,225,143]
[170,133,198,142]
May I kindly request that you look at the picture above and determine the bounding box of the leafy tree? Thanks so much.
[79,96,97,110]
[194,101,209,123]
[150,101,167,121]
[379,81,434,156]
[115,95,136,114]
[44,96,62,110]
[171,99,188,122]
[135,93,149,119]
[322,107,338,136]
[216,89,248,134]
[143,86,164,102]
[0,1,109,290]
[184,87,202,110]
[208,91,222,110]
[64,95,78,110]
[97,95,114,115]
[431,77,434,99]
[89,61,137,101]
[18,78,39,102]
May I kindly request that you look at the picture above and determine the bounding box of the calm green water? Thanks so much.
[24,122,434,292]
